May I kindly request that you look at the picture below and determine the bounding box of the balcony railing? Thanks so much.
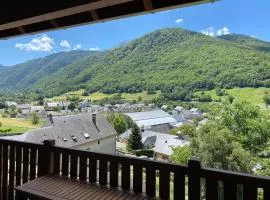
[1,138,270,200]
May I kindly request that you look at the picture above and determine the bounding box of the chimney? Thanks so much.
[92,113,96,126]
[47,114,53,124]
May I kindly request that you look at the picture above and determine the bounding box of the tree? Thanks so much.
[68,102,76,111]
[228,95,235,104]
[170,124,196,138]
[31,112,40,125]
[112,115,127,135]
[127,124,143,151]
[171,146,191,165]
[190,123,253,173]
[263,94,270,107]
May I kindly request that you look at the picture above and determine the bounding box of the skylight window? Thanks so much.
[63,137,67,142]
[83,133,90,139]
[71,135,78,142]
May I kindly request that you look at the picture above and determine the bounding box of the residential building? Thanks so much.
[5,113,117,154]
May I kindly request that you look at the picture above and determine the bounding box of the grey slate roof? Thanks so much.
[5,113,117,148]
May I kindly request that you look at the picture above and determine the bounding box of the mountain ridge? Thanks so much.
[0,28,270,98]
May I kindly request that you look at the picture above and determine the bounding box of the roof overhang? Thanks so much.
[0,0,215,39]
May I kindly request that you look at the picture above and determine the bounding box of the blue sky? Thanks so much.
[0,0,270,66]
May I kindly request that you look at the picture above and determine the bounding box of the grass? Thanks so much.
[50,90,161,102]
[194,87,270,108]
[0,116,44,134]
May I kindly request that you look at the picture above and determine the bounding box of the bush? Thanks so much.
[133,149,154,157]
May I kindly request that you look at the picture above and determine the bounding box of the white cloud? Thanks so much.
[201,26,231,37]
[73,44,82,50]
[216,27,231,36]
[15,34,54,52]
[175,18,184,24]
[201,27,215,37]
[89,47,101,51]
[60,40,71,49]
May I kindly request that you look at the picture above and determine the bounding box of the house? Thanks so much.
[119,129,189,162]
[5,113,117,154]
[30,106,45,113]
[153,137,189,162]
[126,109,177,134]
[5,101,17,107]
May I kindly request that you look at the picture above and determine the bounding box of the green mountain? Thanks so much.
[218,34,270,52]
[0,28,270,98]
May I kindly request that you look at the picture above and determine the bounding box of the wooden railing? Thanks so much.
[1,138,270,200]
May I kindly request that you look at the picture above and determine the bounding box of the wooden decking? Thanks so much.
[15,175,147,200]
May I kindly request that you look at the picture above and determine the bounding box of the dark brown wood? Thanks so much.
[15,175,145,200]
[206,178,218,200]
[89,156,97,183]
[243,184,257,200]
[133,163,142,193]
[264,186,270,200]
[0,143,2,200]
[22,147,29,183]
[188,160,201,200]
[15,144,22,186]
[61,153,69,177]
[70,153,78,179]
[53,151,60,175]
[159,166,170,199]
[99,159,107,185]
[9,144,15,200]
[2,143,8,200]
[30,147,37,180]
[174,170,185,200]
[146,164,156,197]
[109,159,118,188]
[79,155,87,181]
[121,162,130,190]
[224,182,237,200]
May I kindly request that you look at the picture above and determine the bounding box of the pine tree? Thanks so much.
[127,124,143,151]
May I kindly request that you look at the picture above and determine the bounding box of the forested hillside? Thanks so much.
[0,28,270,98]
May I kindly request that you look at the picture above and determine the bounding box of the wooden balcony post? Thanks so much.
[38,140,55,177]
[188,159,201,200]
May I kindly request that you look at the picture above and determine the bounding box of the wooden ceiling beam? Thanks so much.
[0,0,135,31]
[49,20,59,28]
[142,0,153,11]
[89,10,99,21]
[17,26,26,34]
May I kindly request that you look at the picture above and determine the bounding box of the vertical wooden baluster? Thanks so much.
[224,182,237,200]
[121,162,130,190]
[188,160,201,200]
[206,178,218,200]
[133,162,142,194]
[99,158,107,185]
[146,163,156,197]
[89,157,97,183]
[8,144,15,200]
[15,144,22,186]
[110,159,118,188]
[22,147,29,183]
[174,170,185,200]
[62,152,69,176]
[243,184,257,200]
[159,165,170,199]
[38,140,55,177]
[264,186,270,200]
[2,143,8,200]
[79,155,87,181]
[70,153,78,179]
[30,147,37,180]
[53,151,60,175]
[0,143,3,200]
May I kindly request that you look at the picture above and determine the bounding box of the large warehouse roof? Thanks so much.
[0,0,215,39]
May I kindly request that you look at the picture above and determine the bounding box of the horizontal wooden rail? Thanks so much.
[1,138,270,200]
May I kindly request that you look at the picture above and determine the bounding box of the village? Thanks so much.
[1,100,207,163]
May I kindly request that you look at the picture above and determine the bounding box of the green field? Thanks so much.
[50,90,161,102]
[194,87,270,107]
[0,117,44,134]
